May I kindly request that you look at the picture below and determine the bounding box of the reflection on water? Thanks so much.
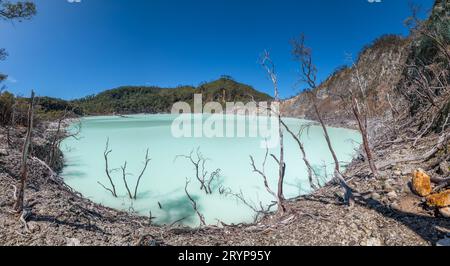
[61,114,361,227]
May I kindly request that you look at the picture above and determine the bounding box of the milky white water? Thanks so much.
[61,114,361,226]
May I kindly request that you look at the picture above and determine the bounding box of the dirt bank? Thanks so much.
[0,121,448,246]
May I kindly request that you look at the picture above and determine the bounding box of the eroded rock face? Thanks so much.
[281,35,410,123]
[412,169,432,197]
[426,190,450,208]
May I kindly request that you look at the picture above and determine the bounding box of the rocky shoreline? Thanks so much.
[0,119,448,246]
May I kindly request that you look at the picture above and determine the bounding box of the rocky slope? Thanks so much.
[281,35,410,126]
[0,124,448,246]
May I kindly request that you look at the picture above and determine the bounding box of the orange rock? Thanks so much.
[426,190,450,208]
[411,169,432,197]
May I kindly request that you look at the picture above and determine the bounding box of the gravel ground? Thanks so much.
[0,124,448,246]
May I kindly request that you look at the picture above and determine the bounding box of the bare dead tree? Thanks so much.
[352,97,379,176]
[280,119,318,189]
[330,57,378,178]
[99,140,151,199]
[394,57,450,150]
[384,93,403,137]
[121,162,133,199]
[249,142,277,200]
[399,3,450,143]
[259,50,287,213]
[291,35,355,205]
[226,189,276,223]
[46,108,82,168]
[98,138,118,197]
[405,2,450,63]
[46,109,67,167]
[206,168,221,195]
[248,84,318,191]
[334,56,379,179]
[350,97,378,178]
[184,178,206,227]
[13,90,35,213]
[133,148,151,199]
[175,147,220,194]
[423,130,450,161]
[0,89,15,148]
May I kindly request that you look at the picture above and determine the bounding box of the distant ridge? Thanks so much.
[68,77,272,115]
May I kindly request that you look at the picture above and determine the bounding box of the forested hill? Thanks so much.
[73,77,273,115]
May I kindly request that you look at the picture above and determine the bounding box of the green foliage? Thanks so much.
[0,0,36,21]
[74,78,273,115]
[36,96,83,115]
[2,78,272,123]
[410,0,449,64]
[0,91,85,126]
[0,48,6,61]
[12,97,31,126]
[1,48,7,82]
[1,1,36,95]
[0,90,14,125]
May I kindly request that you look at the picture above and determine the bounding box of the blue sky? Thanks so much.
[0,0,434,99]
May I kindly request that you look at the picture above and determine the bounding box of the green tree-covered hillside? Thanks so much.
[74,77,273,115]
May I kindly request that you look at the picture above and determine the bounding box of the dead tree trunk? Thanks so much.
[276,111,286,208]
[98,138,118,197]
[99,142,151,199]
[260,50,286,213]
[291,34,355,205]
[351,97,378,178]
[175,148,220,195]
[280,119,318,190]
[133,149,151,199]
[250,147,278,199]
[14,91,35,213]
[46,108,69,168]
[309,92,355,205]
[206,169,220,195]
[185,179,206,227]
[309,94,340,170]
[121,162,133,199]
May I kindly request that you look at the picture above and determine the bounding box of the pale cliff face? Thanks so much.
[281,36,411,123]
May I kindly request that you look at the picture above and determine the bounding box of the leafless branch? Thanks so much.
[175,147,220,194]
[134,148,151,199]
[259,50,286,213]
[280,119,318,189]
[100,138,117,197]
[249,144,277,199]
[184,178,206,227]
[14,90,35,213]
[226,189,275,223]
[121,162,133,199]
[292,35,355,205]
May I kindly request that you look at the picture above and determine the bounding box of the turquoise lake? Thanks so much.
[61,114,361,226]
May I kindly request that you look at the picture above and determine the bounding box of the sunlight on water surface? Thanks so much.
[61,114,361,226]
